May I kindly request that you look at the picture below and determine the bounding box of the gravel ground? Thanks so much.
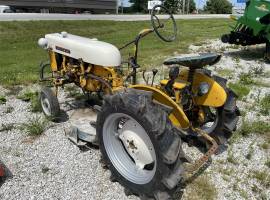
[0,40,269,200]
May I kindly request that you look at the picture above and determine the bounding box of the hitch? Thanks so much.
[182,128,219,184]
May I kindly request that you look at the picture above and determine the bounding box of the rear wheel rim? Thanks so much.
[201,107,219,133]
[103,113,157,185]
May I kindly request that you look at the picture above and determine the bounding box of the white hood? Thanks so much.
[39,32,121,67]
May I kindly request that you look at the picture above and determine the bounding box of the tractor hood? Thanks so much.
[38,32,121,67]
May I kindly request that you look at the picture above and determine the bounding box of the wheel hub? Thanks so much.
[118,120,155,170]
[103,113,157,184]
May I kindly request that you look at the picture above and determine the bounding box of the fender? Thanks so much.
[130,85,190,129]
[178,69,227,107]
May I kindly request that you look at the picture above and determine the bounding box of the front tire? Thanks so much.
[39,87,60,121]
[97,89,187,200]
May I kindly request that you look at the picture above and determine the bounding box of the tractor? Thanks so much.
[221,0,270,61]
[38,5,240,200]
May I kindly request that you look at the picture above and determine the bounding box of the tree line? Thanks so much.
[128,0,233,14]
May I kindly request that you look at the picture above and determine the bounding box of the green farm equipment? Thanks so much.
[221,0,270,60]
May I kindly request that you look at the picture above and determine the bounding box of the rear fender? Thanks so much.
[178,70,227,107]
[130,85,190,129]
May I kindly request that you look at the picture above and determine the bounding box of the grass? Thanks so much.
[228,82,250,100]
[21,117,47,136]
[4,106,14,114]
[216,68,234,77]
[0,95,7,104]
[17,90,42,112]
[229,120,270,144]
[0,19,233,85]
[251,170,270,188]
[184,175,217,200]
[0,123,15,132]
[260,94,270,116]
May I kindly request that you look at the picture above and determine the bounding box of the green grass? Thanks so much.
[0,19,232,85]
[228,82,250,100]
[0,123,15,132]
[0,95,6,104]
[21,117,47,136]
[17,90,41,112]
[184,175,217,200]
[260,94,270,116]
[230,120,270,144]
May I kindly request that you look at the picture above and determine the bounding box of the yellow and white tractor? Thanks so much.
[38,5,240,200]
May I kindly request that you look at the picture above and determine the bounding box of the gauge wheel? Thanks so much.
[97,89,187,200]
[201,85,240,144]
[39,87,60,121]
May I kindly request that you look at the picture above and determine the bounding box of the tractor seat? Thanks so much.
[163,53,221,69]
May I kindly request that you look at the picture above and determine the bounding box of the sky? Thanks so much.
[120,0,246,9]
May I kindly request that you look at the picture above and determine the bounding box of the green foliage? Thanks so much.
[204,0,232,14]
[17,90,41,112]
[4,106,14,114]
[0,95,7,104]
[251,170,270,187]
[129,0,148,13]
[185,175,217,200]
[239,73,254,85]
[21,117,47,136]
[164,0,196,13]
[260,94,270,116]
[228,82,250,100]
[237,120,270,137]
[0,123,15,132]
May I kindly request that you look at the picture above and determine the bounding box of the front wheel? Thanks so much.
[39,87,60,121]
[97,89,187,200]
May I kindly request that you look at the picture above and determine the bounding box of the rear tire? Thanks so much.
[39,87,60,121]
[201,82,240,144]
[97,89,187,200]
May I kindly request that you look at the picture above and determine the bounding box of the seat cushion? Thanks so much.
[163,53,221,68]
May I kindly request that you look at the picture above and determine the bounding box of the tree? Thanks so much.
[129,0,148,13]
[204,0,232,14]
[164,0,196,14]
[164,0,180,13]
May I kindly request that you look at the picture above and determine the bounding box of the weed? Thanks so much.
[0,95,7,104]
[251,170,270,187]
[227,148,238,165]
[0,123,15,132]
[250,65,265,76]
[228,82,250,100]
[265,160,270,168]
[41,165,50,173]
[17,90,41,112]
[236,120,270,137]
[261,142,269,150]
[239,72,254,85]
[216,68,234,77]
[260,94,270,116]
[184,175,217,200]
[4,106,14,114]
[234,56,240,63]
[21,117,47,136]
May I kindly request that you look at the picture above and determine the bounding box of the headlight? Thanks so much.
[198,82,210,96]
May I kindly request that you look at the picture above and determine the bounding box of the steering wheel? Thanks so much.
[151,5,177,42]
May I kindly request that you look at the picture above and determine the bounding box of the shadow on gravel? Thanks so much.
[0,161,13,187]
[225,46,266,61]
